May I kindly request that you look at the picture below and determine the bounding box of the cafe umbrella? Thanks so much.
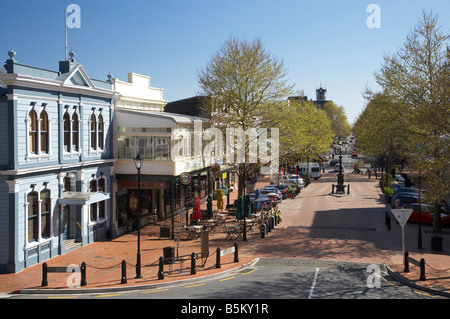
[217,189,224,211]
[236,196,244,220]
[192,195,202,221]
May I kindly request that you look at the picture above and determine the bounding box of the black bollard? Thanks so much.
[191,253,196,275]
[385,211,391,230]
[404,252,410,273]
[234,243,239,263]
[158,256,164,280]
[216,247,221,268]
[41,262,48,287]
[121,260,127,284]
[80,262,87,286]
[420,259,426,281]
[260,223,266,238]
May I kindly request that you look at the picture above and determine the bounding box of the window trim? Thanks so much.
[25,186,54,248]
[25,103,53,161]
[62,107,81,156]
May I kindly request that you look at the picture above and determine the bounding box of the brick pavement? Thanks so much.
[1,172,449,297]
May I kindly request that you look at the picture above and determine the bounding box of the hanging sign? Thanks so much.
[211,163,221,175]
[179,172,192,186]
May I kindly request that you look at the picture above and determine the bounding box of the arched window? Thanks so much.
[63,112,70,152]
[98,114,104,150]
[27,192,39,242]
[72,112,79,152]
[40,189,51,238]
[40,111,49,154]
[28,110,38,154]
[90,114,97,150]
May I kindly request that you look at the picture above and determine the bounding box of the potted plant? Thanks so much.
[383,187,394,204]
[275,210,282,224]
[287,187,293,198]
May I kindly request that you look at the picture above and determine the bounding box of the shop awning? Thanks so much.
[58,191,110,205]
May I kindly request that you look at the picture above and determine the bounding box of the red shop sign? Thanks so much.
[118,180,166,189]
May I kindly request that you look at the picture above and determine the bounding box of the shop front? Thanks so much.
[117,179,166,230]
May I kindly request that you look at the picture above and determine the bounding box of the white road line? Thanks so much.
[308,267,320,299]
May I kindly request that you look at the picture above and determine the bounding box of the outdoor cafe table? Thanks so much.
[198,219,218,232]
[213,213,227,225]
[224,224,243,240]
[186,225,203,240]
[237,218,255,232]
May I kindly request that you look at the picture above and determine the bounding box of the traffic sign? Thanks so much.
[391,209,413,227]
[391,208,413,255]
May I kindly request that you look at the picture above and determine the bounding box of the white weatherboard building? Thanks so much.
[112,73,213,236]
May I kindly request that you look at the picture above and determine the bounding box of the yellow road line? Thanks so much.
[184,283,205,288]
[242,269,256,275]
[95,294,122,298]
[219,276,236,282]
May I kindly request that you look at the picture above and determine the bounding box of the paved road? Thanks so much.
[8,258,441,300]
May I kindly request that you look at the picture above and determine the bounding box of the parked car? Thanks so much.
[265,184,288,199]
[403,204,450,227]
[394,186,425,195]
[249,193,271,211]
[282,179,304,189]
[329,158,338,166]
[258,188,282,204]
[391,194,420,208]
[334,164,345,172]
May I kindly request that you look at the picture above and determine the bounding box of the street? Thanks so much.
[7,150,447,301]
[8,258,441,300]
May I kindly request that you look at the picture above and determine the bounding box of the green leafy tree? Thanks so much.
[197,36,294,195]
[374,11,450,232]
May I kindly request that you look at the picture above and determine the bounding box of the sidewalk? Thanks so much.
[1,173,449,297]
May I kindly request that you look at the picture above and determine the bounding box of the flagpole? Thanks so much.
[65,9,68,60]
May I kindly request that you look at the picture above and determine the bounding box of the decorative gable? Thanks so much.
[63,65,95,88]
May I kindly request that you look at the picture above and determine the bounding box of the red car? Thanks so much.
[404,204,450,227]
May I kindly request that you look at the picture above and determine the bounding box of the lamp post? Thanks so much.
[134,153,143,279]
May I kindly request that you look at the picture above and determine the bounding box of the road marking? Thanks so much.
[95,294,122,298]
[414,290,437,298]
[242,269,256,275]
[184,283,205,288]
[142,288,169,294]
[219,276,236,282]
[308,268,320,299]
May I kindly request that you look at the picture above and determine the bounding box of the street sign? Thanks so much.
[391,208,413,255]
[179,172,192,186]
[391,209,413,227]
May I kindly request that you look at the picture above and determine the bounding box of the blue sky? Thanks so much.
[1,0,449,124]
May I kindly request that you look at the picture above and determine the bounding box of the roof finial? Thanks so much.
[69,50,75,60]
[8,48,16,60]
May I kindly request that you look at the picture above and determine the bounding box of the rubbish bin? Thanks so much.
[163,246,175,264]
[431,235,443,252]
[160,224,170,238]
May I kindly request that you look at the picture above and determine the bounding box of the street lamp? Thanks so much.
[133,153,144,279]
